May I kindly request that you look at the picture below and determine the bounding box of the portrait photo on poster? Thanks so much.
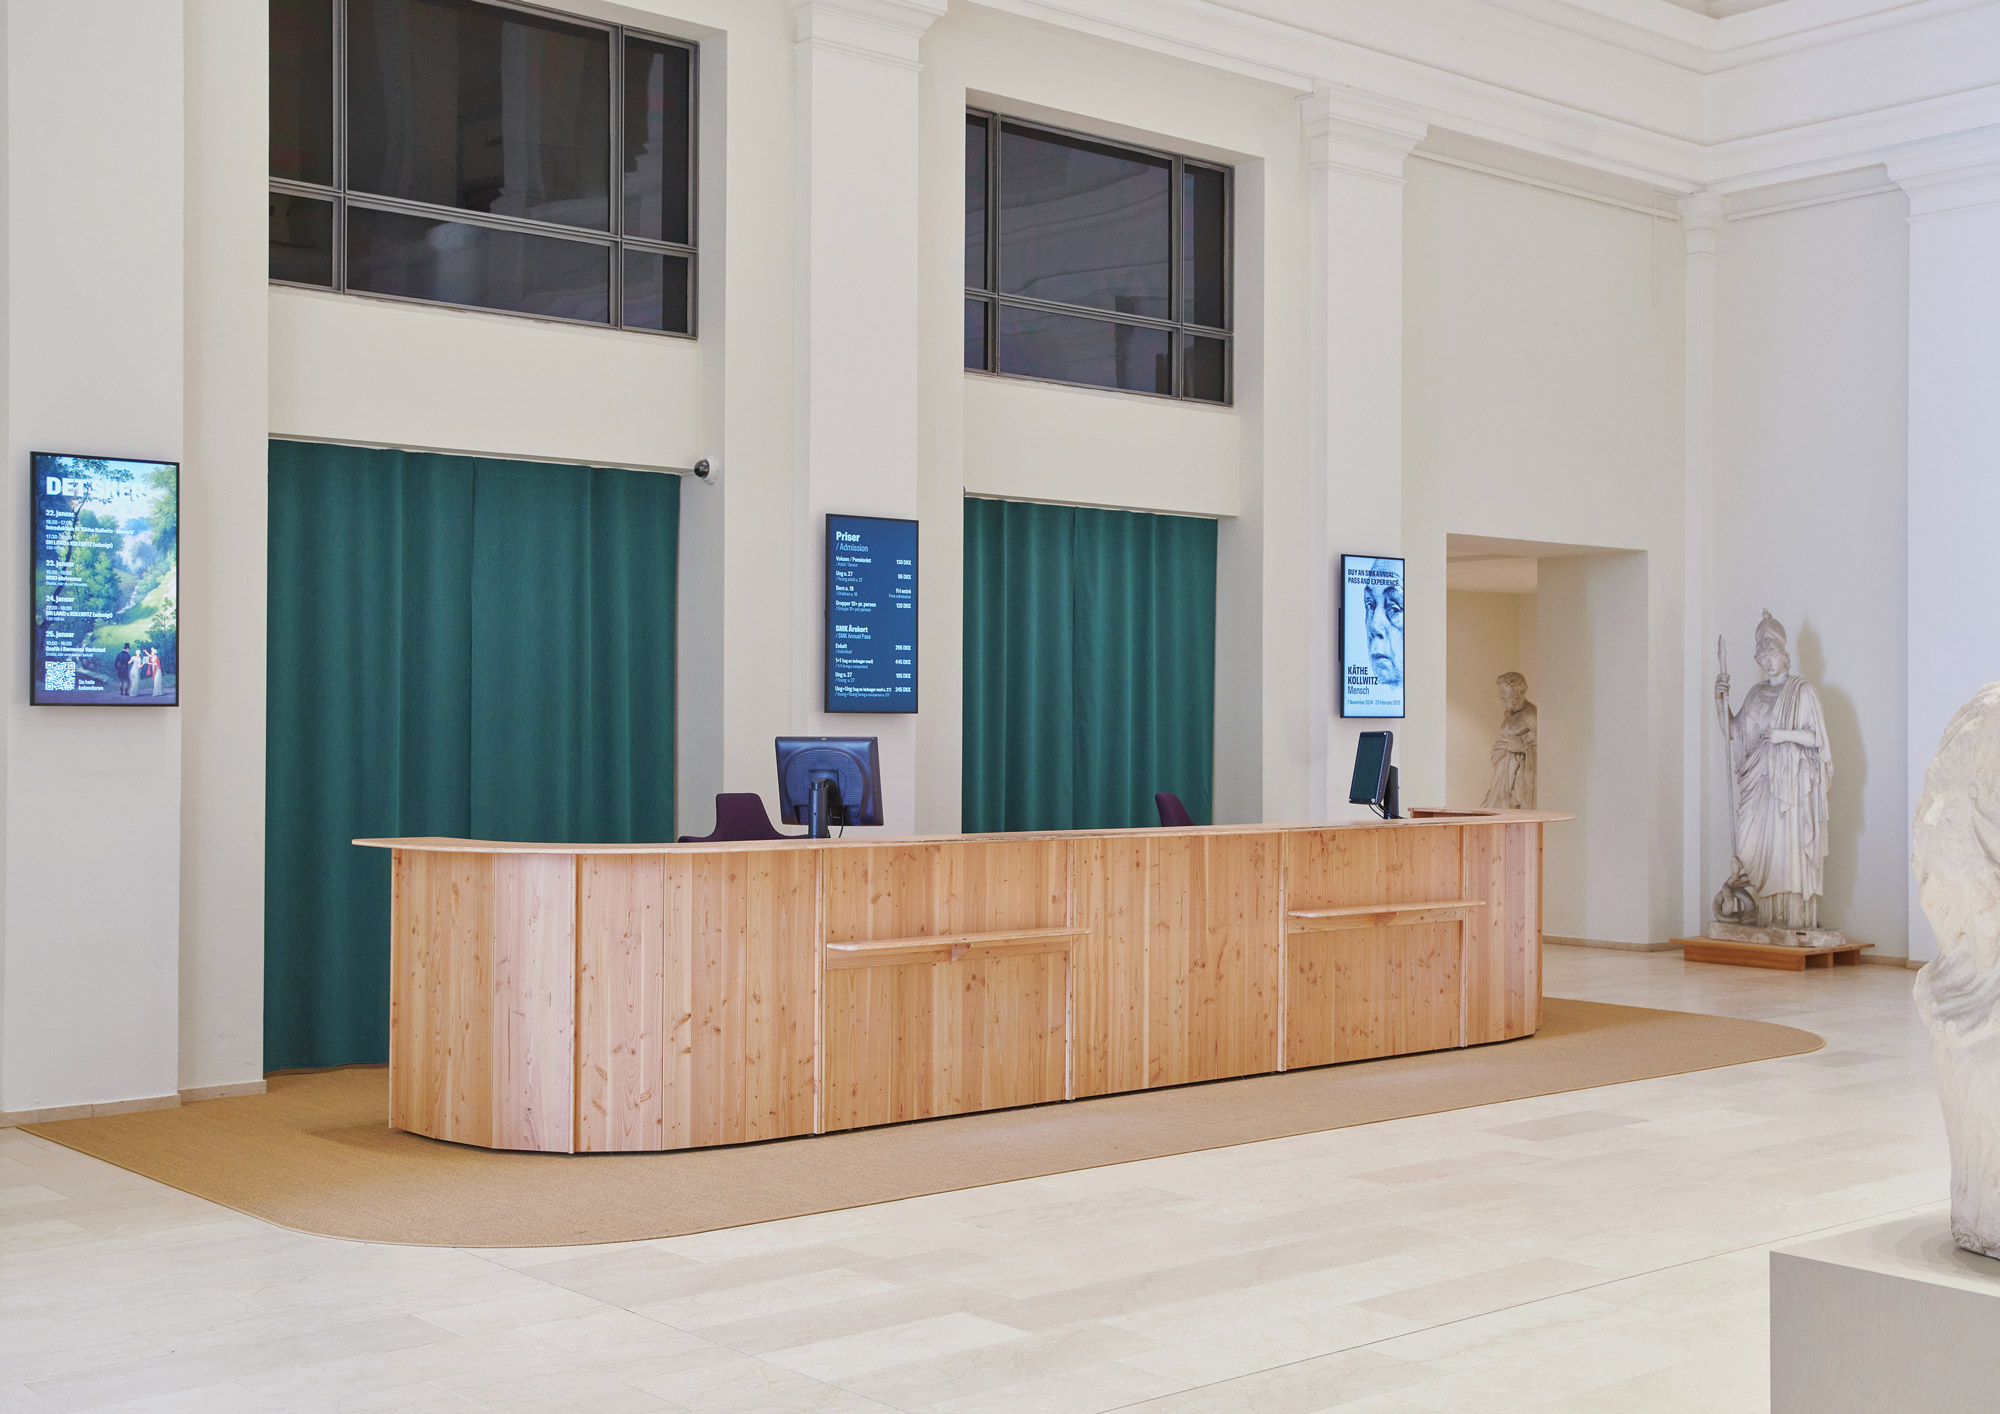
[1340,553,1404,719]
[30,453,180,706]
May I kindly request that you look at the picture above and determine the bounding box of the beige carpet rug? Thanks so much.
[22,998,1819,1248]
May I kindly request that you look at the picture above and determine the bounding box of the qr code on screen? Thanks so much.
[44,661,76,691]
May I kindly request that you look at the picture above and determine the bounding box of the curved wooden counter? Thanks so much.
[356,810,1567,1153]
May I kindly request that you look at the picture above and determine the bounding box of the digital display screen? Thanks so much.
[825,513,917,713]
[1340,553,1404,719]
[1349,730,1392,804]
[32,453,179,706]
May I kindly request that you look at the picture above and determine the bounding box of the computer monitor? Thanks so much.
[1349,730,1399,819]
[775,736,883,839]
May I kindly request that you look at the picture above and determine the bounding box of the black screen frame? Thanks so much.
[30,451,182,708]
[823,512,920,715]
[1348,730,1394,807]
[1338,552,1406,720]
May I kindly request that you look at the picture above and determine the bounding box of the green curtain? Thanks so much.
[265,441,679,1071]
[963,497,1216,833]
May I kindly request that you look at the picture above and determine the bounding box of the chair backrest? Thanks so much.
[1155,792,1195,828]
[679,792,787,843]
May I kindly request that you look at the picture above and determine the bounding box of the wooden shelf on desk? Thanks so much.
[1286,899,1486,933]
[824,928,1085,970]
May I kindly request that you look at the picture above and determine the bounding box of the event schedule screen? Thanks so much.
[825,514,918,713]
[31,453,180,707]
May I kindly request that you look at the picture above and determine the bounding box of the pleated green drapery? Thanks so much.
[264,441,680,1072]
[962,496,1216,833]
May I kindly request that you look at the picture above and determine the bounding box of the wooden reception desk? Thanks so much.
[356,810,1565,1153]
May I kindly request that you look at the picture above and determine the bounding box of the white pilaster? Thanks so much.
[1679,191,1720,936]
[1887,133,2000,963]
[791,0,945,834]
[1,0,187,1114]
[1301,85,1427,818]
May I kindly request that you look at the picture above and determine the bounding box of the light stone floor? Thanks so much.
[0,949,1949,1414]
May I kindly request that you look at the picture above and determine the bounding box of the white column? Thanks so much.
[1,1,187,1116]
[1301,85,1427,818]
[791,0,944,835]
[1887,134,2000,962]
[1679,192,1720,936]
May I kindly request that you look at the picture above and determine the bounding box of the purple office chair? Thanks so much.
[679,793,789,843]
[1155,792,1195,828]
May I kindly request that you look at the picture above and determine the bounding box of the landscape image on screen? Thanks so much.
[32,453,179,706]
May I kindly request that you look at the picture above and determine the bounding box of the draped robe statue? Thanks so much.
[1715,611,1833,932]
[1914,684,2000,1257]
[1481,672,1537,810]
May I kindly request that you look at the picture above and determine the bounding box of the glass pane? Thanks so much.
[623,38,692,245]
[1184,165,1227,329]
[270,0,334,184]
[1182,334,1226,403]
[965,115,987,290]
[998,305,1171,395]
[623,248,690,333]
[347,0,611,231]
[999,124,1169,318]
[270,191,336,285]
[964,298,988,370]
[347,206,610,322]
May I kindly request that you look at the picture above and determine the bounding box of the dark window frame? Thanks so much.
[965,109,1232,405]
[268,0,698,338]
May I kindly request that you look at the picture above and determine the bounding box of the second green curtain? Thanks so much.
[963,496,1216,833]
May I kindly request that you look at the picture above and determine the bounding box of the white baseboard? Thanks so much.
[179,1080,268,1103]
[1,1092,180,1128]
[1544,935,1683,953]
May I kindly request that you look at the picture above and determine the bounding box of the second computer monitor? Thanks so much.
[775,736,883,837]
[1349,730,1398,818]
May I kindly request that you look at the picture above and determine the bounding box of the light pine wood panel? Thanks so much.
[490,853,578,1152]
[1283,826,1466,1071]
[1147,832,1283,1088]
[1283,826,1466,912]
[1071,837,1150,1098]
[389,849,496,1148]
[662,849,819,1148]
[820,840,1070,1130]
[1288,923,1463,1067]
[390,849,576,1152]
[821,951,1068,1131]
[1461,825,1541,1046]
[576,855,666,1152]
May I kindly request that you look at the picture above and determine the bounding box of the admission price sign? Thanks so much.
[824,513,918,713]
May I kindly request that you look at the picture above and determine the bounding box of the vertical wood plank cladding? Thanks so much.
[576,855,666,1152]
[1283,827,1465,1070]
[491,853,578,1152]
[665,847,818,1148]
[1509,823,1542,1039]
[1460,824,1507,1047]
[1146,832,1281,1087]
[1071,836,1149,1097]
[820,840,1068,1130]
[391,849,496,1147]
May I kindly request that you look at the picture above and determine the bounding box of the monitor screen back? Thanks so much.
[1349,730,1392,804]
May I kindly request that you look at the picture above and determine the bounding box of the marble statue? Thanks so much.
[1713,610,1840,946]
[1913,683,2000,1258]
[1480,672,1537,810]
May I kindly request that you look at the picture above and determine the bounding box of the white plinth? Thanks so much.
[1771,1210,2000,1412]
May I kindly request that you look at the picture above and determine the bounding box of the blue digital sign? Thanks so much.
[825,513,918,713]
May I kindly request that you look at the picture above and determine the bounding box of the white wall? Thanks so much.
[1404,156,1686,939]
[1712,188,1911,953]
[2,1,188,1115]
[1445,590,1536,809]
[917,8,1311,832]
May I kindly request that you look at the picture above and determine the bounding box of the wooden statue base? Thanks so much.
[1675,936,1872,971]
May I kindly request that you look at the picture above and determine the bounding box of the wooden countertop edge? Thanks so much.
[354,811,1573,854]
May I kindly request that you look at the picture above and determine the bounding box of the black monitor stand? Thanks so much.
[806,776,840,839]
[1380,766,1400,820]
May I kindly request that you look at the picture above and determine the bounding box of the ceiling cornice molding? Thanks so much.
[792,0,948,68]
[1884,126,2000,218]
[1302,85,1430,184]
